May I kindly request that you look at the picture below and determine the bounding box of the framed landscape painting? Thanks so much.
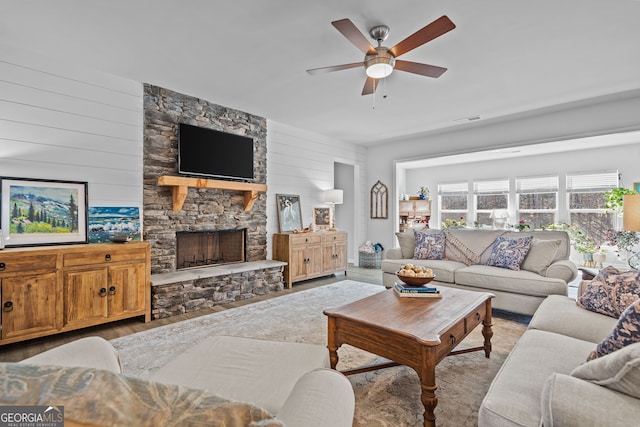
[88,206,141,243]
[1,177,88,247]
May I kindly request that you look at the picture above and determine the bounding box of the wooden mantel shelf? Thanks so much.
[157,175,267,211]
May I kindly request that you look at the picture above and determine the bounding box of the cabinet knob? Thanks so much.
[99,287,107,297]
[105,254,111,261]
[450,334,456,345]
[476,312,481,321]
[3,301,13,312]
[109,286,116,295]
[0,262,5,271]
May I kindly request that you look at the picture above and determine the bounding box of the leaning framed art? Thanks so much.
[276,194,303,232]
[0,177,88,247]
[313,207,331,231]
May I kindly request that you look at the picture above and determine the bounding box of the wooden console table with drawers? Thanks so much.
[273,231,347,288]
[0,242,150,345]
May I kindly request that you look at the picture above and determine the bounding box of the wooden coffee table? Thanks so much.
[323,286,494,427]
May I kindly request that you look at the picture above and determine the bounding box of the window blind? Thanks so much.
[566,171,618,192]
[438,182,468,195]
[516,176,559,193]
[473,179,509,194]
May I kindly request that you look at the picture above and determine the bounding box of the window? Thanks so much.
[438,182,468,225]
[516,175,558,229]
[566,171,618,244]
[473,179,509,226]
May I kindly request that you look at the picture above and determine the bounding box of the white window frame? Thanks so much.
[516,175,559,228]
[438,182,469,226]
[473,179,510,226]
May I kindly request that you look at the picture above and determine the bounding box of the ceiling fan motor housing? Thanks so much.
[365,47,395,78]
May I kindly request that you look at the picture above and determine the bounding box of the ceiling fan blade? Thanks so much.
[395,60,447,78]
[332,18,377,55]
[306,62,363,75]
[362,77,378,96]
[389,15,455,58]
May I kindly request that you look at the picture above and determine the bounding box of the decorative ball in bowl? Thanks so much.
[396,265,435,286]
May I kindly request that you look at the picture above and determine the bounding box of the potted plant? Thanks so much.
[603,187,638,215]
[418,187,430,200]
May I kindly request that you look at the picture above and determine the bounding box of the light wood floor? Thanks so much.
[0,265,383,363]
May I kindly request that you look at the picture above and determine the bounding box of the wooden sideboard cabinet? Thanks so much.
[0,242,150,345]
[273,231,347,288]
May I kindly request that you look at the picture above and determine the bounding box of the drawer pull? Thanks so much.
[105,254,112,261]
[109,286,117,295]
[450,334,456,345]
[99,287,108,297]
[3,301,13,312]
[476,313,481,321]
[0,262,5,271]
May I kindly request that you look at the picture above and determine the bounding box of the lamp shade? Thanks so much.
[623,194,640,231]
[322,189,343,204]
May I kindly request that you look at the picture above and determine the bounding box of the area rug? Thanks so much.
[110,280,529,427]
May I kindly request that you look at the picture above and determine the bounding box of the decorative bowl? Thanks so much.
[110,233,132,243]
[396,272,436,286]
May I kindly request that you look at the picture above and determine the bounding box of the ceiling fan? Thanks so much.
[307,15,456,95]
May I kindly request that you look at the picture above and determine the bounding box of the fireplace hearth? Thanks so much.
[176,229,246,270]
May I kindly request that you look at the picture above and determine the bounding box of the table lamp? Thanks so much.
[322,189,343,230]
[623,194,640,270]
[490,209,509,229]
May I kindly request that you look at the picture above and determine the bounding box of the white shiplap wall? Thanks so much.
[266,120,368,263]
[0,44,143,209]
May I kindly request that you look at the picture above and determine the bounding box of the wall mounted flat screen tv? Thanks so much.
[178,123,254,181]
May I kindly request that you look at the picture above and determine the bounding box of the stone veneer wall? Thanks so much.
[143,84,268,274]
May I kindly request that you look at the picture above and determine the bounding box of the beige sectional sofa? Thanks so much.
[381,228,578,315]
[2,335,355,427]
[479,286,640,426]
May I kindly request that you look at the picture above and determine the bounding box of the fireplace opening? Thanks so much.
[176,229,246,270]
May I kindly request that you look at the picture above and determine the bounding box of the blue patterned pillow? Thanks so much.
[590,299,640,360]
[577,266,640,318]
[414,231,445,260]
[485,236,532,271]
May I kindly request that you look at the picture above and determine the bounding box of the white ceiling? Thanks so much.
[2,0,639,147]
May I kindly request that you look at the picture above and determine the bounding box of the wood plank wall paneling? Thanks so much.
[266,120,368,261]
[0,46,143,208]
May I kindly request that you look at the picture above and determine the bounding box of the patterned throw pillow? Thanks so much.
[589,299,640,360]
[413,231,445,260]
[485,236,532,271]
[577,266,640,318]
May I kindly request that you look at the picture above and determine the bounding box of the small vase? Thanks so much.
[419,194,426,200]
[582,253,594,267]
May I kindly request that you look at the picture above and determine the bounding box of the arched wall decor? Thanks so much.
[370,180,388,219]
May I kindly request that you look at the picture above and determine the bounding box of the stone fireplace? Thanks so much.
[143,84,285,319]
[176,229,246,270]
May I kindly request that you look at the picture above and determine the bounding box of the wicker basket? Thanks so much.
[359,251,381,269]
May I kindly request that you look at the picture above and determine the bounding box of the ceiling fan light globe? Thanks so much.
[366,61,393,78]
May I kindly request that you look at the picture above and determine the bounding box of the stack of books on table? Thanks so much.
[394,283,442,298]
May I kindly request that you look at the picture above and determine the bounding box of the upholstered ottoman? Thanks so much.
[149,335,332,414]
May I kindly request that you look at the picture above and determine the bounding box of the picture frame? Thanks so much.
[88,206,141,243]
[276,194,303,232]
[313,207,331,231]
[1,177,88,247]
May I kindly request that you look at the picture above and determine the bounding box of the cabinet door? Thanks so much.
[107,263,146,317]
[306,244,323,277]
[289,245,308,282]
[1,273,58,340]
[323,242,348,273]
[334,241,348,271]
[63,269,108,327]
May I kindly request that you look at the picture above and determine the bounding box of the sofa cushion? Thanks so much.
[414,230,445,260]
[528,295,617,344]
[478,329,597,427]
[0,363,284,426]
[577,266,640,318]
[454,265,567,298]
[520,238,560,275]
[485,235,532,271]
[395,228,416,258]
[591,299,640,359]
[381,258,465,283]
[571,342,640,399]
[150,335,330,414]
